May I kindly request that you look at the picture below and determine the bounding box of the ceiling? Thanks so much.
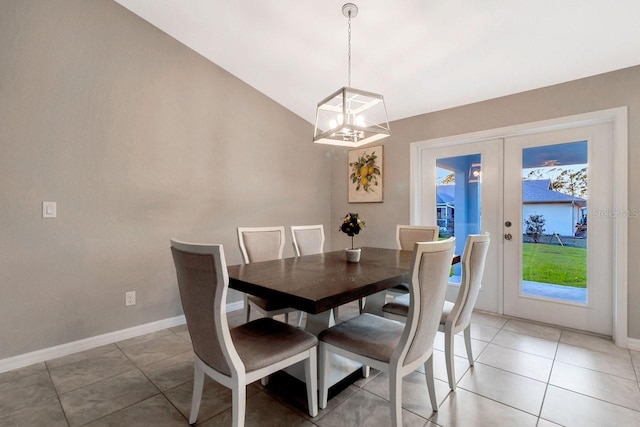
[114,0,640,124]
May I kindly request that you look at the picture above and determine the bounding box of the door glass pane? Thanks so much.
[521,141,587,304]
[436,154,482,283]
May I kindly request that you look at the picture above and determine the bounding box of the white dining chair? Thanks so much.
[237,226,298,325]
[396,225,440,250]
[291,224,325,257]
[383,233,491,391]
[387,225,440,297]
[290,225,323,326]
[291,224,354,324]
[318,238,455,426]
[170,239,318,426]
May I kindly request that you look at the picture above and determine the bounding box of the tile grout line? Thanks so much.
[535,328,561,421]
[495,317,545,423]
[454,385,545,420]
[5,309,638,426]
[424,319,530,421]
[46,351,139,396]
[461,318,548,422]
[44,362,72,427]
[114,328,194,425]
[59,330,178,425]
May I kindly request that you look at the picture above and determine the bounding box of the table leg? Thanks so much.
[304,309,335,336]
[284,308,362,389]
[361,290,387,316]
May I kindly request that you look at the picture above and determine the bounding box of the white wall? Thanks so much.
[523,203,580,236]
[0,0,334,360]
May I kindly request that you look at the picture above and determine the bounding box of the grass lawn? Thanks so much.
[522,243,586,288]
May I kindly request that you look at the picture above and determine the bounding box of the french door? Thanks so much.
[417,139,502,313]
[416,123,615,335]
[503,124,613,335]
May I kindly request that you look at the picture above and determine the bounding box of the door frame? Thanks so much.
[410,107,628,347]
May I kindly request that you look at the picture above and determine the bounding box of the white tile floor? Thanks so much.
[1,305,640,426]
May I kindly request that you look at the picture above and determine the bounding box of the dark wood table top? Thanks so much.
[227,247,460,315]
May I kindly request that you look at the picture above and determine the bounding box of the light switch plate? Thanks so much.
[43,201,57,218]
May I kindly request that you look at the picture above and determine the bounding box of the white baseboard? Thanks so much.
[628,337,640,352]
[0,301,245,375]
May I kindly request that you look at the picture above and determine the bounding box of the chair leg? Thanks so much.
[444,328,456,391]
[232,380,246,427]
[361,365,370,378]
[318,343,330,409]
[424,355,438,412]
[359,297,365,313]
[297,311,304,328]
[463,325,474,366]
[189,362,205,424]
[332,306,339,322]
[244,296,251,323]
[260,376,269,386]
[389,370,402,427]
[304,348,318,417]
[284,312,289,324]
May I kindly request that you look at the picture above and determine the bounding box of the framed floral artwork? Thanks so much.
[348,145,383,203]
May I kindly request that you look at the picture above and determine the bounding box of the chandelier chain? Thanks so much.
[347,12,352,87]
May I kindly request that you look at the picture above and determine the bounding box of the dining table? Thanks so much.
[227,246,461,389]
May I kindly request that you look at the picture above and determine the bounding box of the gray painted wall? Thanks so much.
[0,1,333,359]
[329,66,640,339]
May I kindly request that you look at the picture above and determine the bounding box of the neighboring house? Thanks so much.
[436,180,586,237]
[523,179,586,236]
[436,185,455,233]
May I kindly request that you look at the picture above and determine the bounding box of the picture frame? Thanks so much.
[348,145,383,203]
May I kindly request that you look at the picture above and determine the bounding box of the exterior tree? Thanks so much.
[525,167,588,198]
[552,167,588,198]
[525,214,546,243]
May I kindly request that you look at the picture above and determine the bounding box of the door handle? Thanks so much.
[504,233,512,240]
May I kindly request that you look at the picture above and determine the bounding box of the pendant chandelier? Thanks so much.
[313,3,390,147]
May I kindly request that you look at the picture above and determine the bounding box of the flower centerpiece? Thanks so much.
[339,213,365,262]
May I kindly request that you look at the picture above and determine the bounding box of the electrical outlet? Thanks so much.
[125,291,136,307]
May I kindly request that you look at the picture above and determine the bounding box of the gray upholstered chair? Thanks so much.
[237,226,298,324]
[396,225,440,250]
[318,238,455,425]
[383,233,490,391]
[170,239,318,426]
[290,225,324,326]
[291,224,325,258]
[291,224,360,321]
[387,225,440,297]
